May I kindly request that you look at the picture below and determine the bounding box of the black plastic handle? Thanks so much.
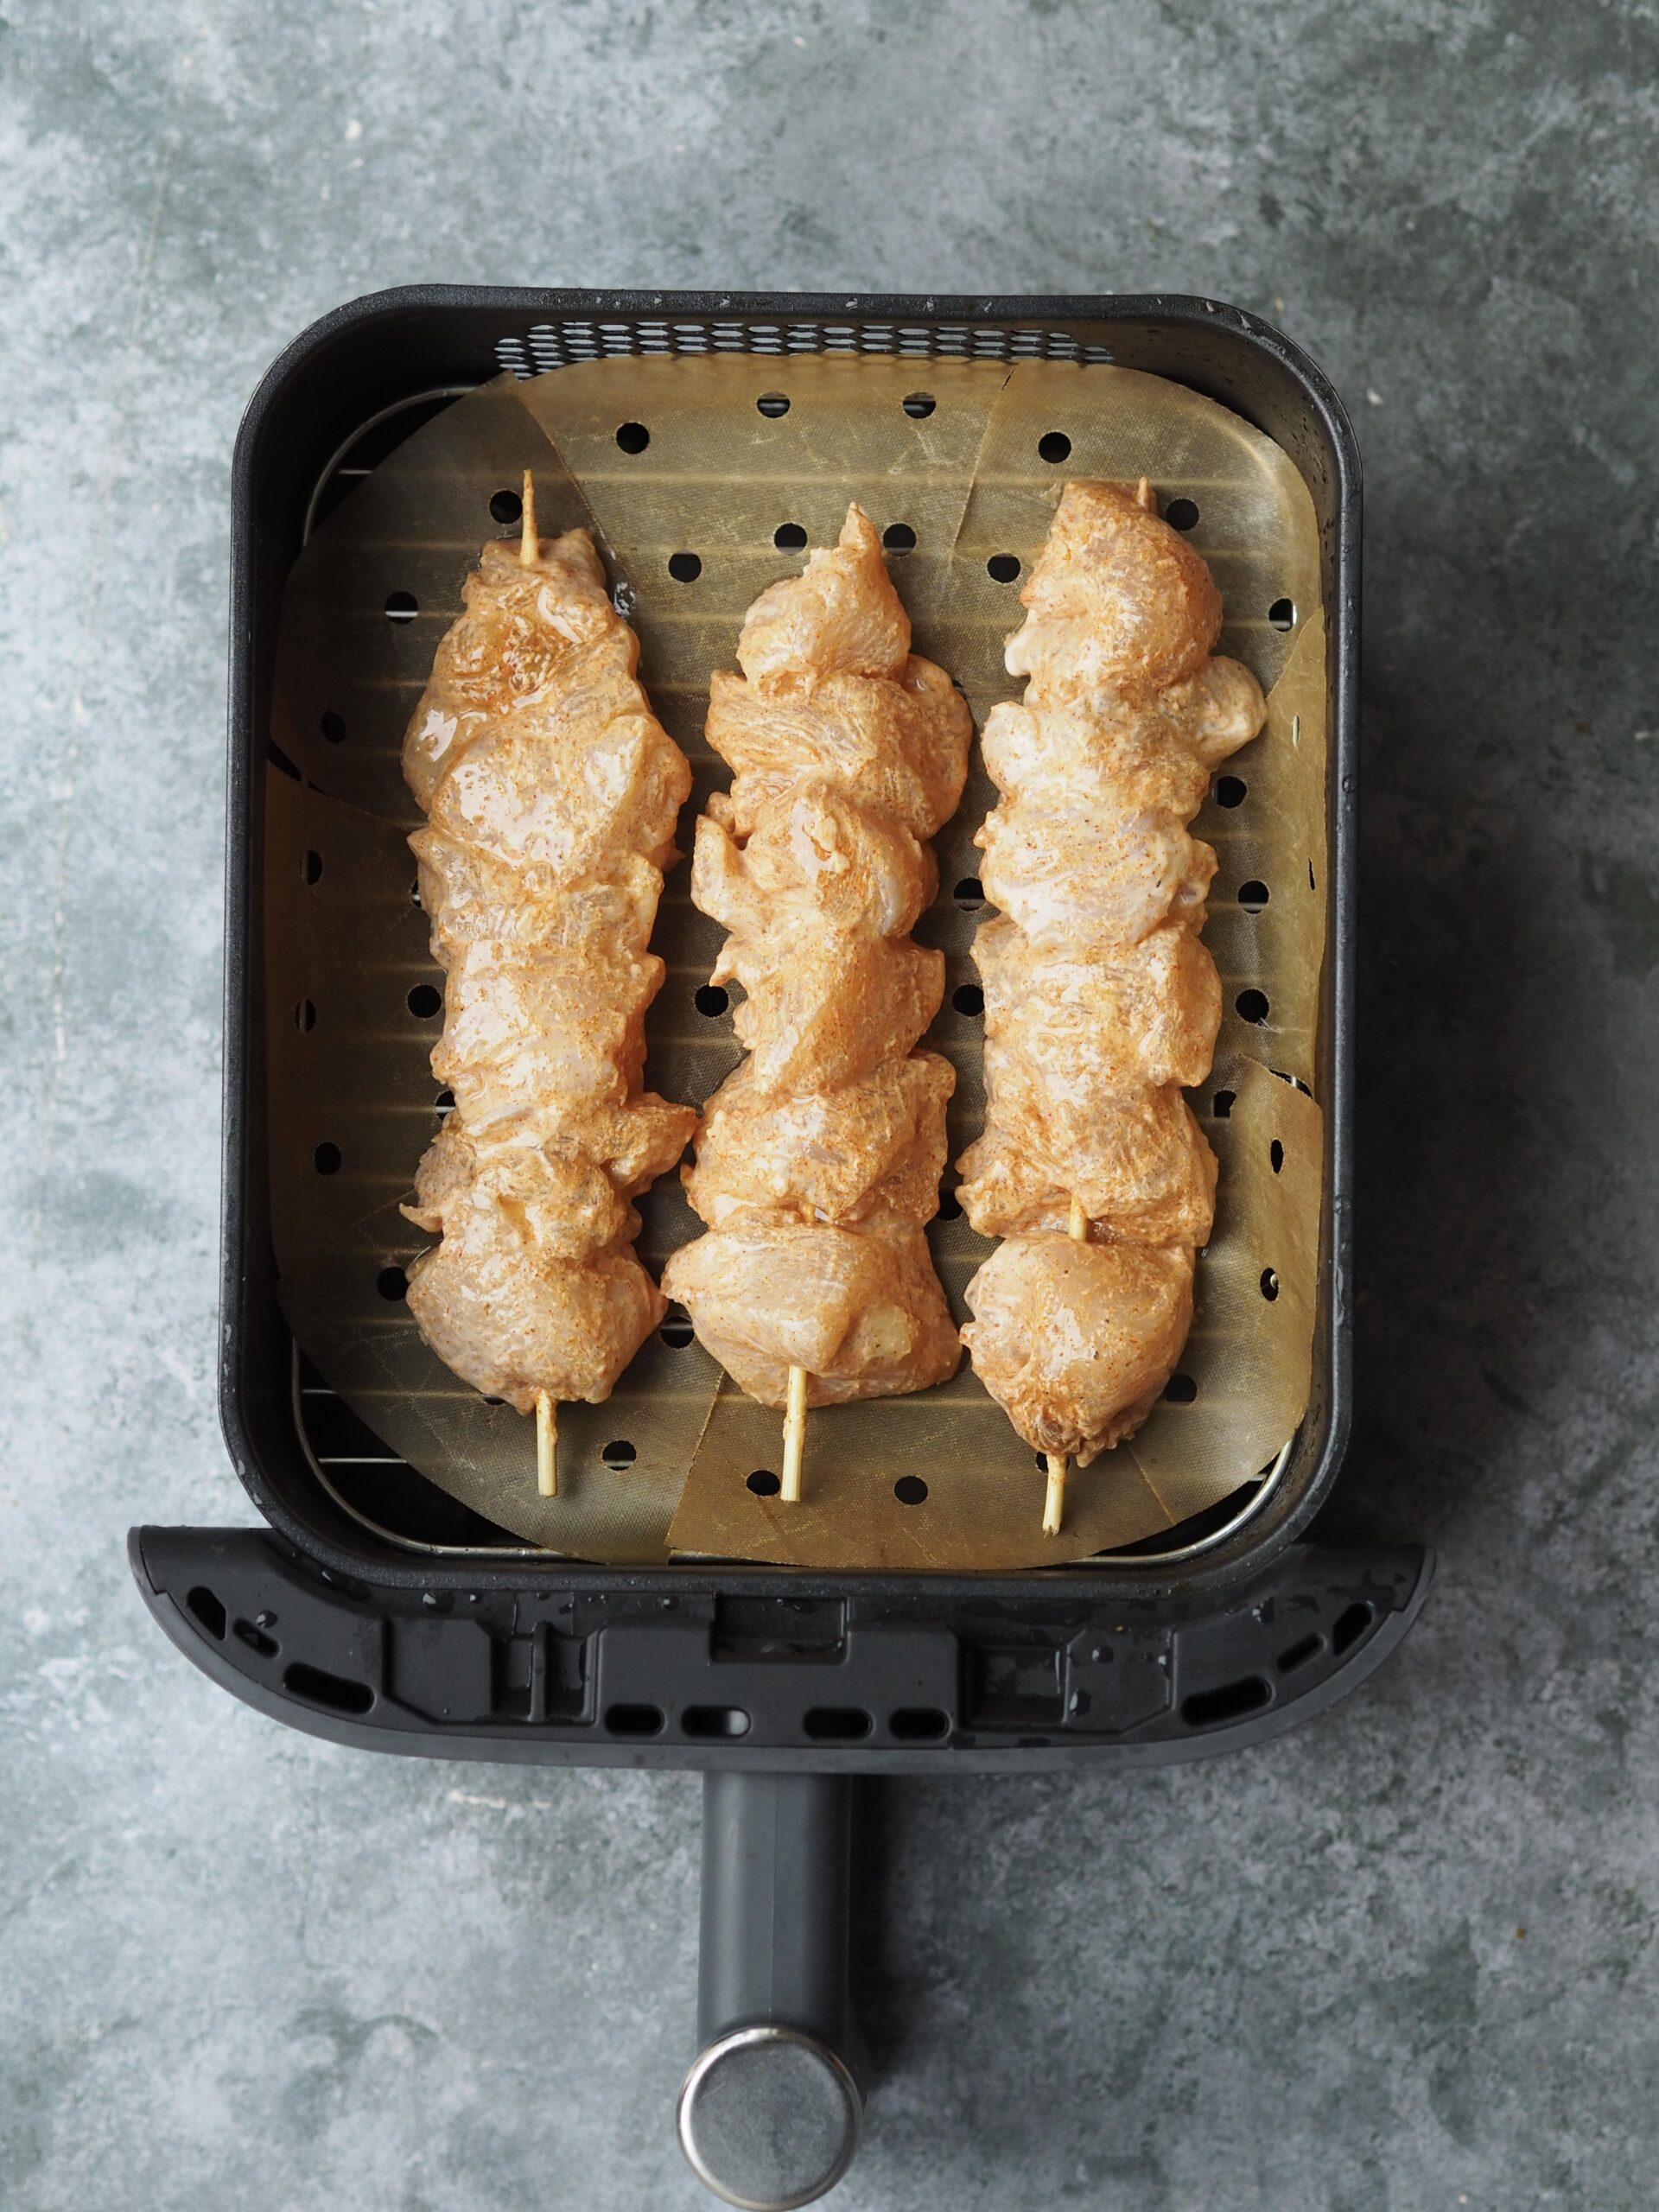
[679,1774,863,2209]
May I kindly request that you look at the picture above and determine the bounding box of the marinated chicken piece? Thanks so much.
[1004,478,1223,705]
[976,706,1217,952]
[694,782,938,942]
[432,942,666,1132]
[406,1097,694,1262]
[685,1053,955,1230]
[427,709,687,880]
[975,917,1222,1093]
[407,1226,665,1415]
[664,507,968,1419]
[961,480,1266,1472]
[956,1084,1217,1249]
[665,1220,958,1410]
[414,836,663,961]
[707,657,969,843]
[721,926,944,1098]
[962,1236,1195,1464]
[404,533,645,809]
[734,502,912,685]
[399,512,695,1441]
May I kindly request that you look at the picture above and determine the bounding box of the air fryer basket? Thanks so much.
[132,290,1428,2212]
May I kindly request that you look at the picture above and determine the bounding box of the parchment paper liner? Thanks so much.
[266,355,1325,1567]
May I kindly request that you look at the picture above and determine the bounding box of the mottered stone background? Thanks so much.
[2,3,1656,2208]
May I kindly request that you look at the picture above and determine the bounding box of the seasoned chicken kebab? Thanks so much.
[664,506,972,1494]
[398,478,696,1492]
[958,479,1267,1529]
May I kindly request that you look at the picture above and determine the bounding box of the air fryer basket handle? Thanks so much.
[678,1773,864,2209]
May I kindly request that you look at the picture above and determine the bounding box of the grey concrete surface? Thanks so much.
[3,1,1656,2206]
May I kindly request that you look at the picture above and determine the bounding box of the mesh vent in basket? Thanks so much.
[266,353,1324,1567]
[493,318,1118,379]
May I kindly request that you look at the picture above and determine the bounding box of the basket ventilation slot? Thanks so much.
[493,321,1116,379]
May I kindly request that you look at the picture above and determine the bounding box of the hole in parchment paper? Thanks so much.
[320,710,346,744]
[936,1188,962,1220]
[435,1088,454,1115]
[695,983,729,1017]
[953,876,984,908]
[1238,879,1270,912]
[1215,776,1247,808]
[601,1440,636,1469]
[314,1142,341,1176]
[952,983,984,1016]
[1236,988,1269,1024]
[1268,597,1297,631]
[1270,1140,1284,1174]
[488,487,522,524]
[385,591,417,621]
[987,554,1020,582]
[377,1266,408,1302]
[1166,498,1200,531]
[774,522,807,551]
[302,850,322,885]
[747,1469,781,1497]
[1212,1090,1236,1119]
[902,391,936,417]
[296,1000,315,1033]
[1163,1373,1198,1402]
[614,422,650,454]
[756,391,790,417]
[882,522,916,552]
[893,1476,929,1505]
[660,1308,694,1349]
[668,550,702,582]
[407,983,442,1019]
[1038,431,1071,463]
[1260,1268,1281,1302]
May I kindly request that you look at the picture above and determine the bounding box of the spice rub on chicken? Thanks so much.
[398,498,696,1446]
[959,480,1267,1467]
[664,506,972,1412]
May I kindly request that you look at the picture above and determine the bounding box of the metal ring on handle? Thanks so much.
[677,2024,863,2212]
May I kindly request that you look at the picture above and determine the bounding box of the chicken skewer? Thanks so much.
[517,480,560,1497]
[398,470,696,1495]
[664,506,974,1498]
[959,476,1268,1532]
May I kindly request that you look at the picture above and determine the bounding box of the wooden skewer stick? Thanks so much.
[781,1364,809,1504]
[1135,474,1156,513]
[520,468,538,566]
[1042,1195,1093,1537]
[536,1392,557,1498]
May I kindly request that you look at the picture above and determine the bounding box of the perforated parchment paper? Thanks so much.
[266,354,1325,1567]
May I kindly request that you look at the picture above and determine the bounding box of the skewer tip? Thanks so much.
[780,1364,809,1504]
[1043,1452,1067,1536]
[520,468,538,567]
[536,1392,557,1497]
